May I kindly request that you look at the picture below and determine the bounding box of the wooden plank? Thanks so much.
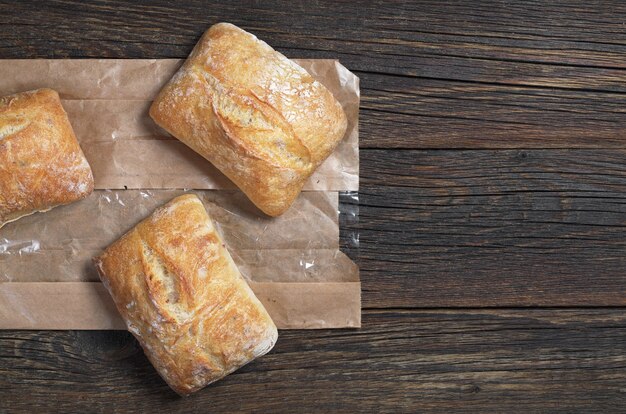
[360,72,626,149]
[360,149,626,308]
[1,309,625,412]
[2,1,624,150]
[1,1,624,90]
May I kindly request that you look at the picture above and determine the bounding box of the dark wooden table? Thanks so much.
[1,1,625,412]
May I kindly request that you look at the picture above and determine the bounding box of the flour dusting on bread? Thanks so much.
[149,23,347,216]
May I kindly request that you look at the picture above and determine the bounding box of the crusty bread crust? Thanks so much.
[93,194,278,395]
[150,23,348,216]
[0,88,94,227]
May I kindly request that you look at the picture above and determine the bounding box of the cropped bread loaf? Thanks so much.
[0,88,94,228]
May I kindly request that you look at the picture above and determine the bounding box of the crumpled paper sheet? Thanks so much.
[0,191,359,329]
[0,59,359,191]
[0,59,360,329]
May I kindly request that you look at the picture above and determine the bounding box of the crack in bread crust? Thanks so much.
[0,116,30,140]
[197,70,312,170]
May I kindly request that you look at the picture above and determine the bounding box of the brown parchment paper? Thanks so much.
[0,190,355,284]
[0,191,360,329]
[0,59,360,329]
[0,59,359,191]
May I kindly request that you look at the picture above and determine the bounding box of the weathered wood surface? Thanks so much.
[1,0,625,412]
[2,309,626,412]
[3,0,625,149]
[360,149,626,308]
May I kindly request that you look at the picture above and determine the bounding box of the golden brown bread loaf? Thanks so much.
[0,88,94,228]
[150,23,348,216]
[93,194,278,395]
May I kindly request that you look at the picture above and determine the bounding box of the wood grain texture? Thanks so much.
[1,0,626,411]
[1,309,626,413]
[360,73,626,149]
[360,149,626,308]
[1,0,625,148]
